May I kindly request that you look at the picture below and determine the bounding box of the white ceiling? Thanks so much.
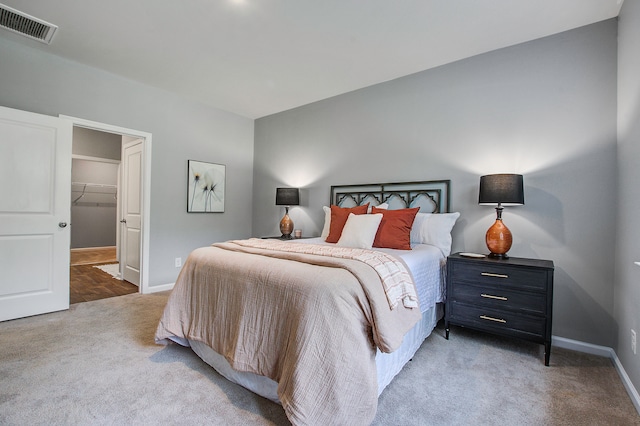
[0,0,623,119]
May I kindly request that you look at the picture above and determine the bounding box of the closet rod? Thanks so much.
[71,182,117,188]
[72,182,118,205]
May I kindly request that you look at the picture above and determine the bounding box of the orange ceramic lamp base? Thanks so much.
[280,207,294,239]
[486,218,512,259]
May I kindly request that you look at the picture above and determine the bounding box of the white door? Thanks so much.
[0,106,72,321]
[120,140,143,286]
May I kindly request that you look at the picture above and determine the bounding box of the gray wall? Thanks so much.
[616,1,640,395]
[254,20,618,347]
[0,36,255,288]
[72,127,122,160]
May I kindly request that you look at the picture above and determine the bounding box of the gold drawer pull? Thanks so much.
[481,272,509,278]
[481,293,508,301]
[480,315,507,323]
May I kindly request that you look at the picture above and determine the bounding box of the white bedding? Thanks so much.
[291,237,445,307]
[187,238,446,402]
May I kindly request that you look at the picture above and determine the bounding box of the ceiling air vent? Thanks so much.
[0,3,57,44]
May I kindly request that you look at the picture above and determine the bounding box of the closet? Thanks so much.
[71,162,119,249]
[70,128,121,251]
[69,127,122,303]
[69,128,137,303]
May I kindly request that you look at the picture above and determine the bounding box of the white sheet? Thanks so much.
[292,238,446,311]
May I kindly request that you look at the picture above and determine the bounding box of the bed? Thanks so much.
[155,180,459,426]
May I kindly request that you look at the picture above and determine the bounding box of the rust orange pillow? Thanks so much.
[325,204,369,243]
[372,207,420,250]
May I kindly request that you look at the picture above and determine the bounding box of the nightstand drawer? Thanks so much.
[450,283,546,315]
[451,262,548,291]
[448,301,546,341]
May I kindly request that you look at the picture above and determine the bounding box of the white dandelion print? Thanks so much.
[188,160,225,212]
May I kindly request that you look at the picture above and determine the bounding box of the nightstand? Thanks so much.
[445,253,554,365]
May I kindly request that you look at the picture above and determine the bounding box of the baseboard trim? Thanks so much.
[70,246,116,252]
[144,282,174,294]
[553,335,640,414]
[552,335,613,358]
[612,351,640,414]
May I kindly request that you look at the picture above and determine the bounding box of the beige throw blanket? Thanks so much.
[230,238,419,309]
[155,240,421,426]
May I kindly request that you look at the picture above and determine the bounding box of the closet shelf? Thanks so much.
[72,182,117,205]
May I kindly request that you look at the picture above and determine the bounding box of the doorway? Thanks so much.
[69,127,137,303]
[62,115,152,296]
[69,249,137,303]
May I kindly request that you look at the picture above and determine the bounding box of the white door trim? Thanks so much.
[60,115,152,294]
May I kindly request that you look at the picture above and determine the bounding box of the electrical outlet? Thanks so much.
[632,329,637,355]
[175,257,182,268]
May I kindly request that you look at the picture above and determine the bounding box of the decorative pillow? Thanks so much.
[321,203,387,238]
[336,213,383,249]
[325,204,369,243]
[410,212,460,256]
[371,207,420,250]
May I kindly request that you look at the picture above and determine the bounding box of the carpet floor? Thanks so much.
[0,291,638,425]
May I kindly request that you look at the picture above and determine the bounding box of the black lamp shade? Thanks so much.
[275,188,300,206]
[479,174,524,206]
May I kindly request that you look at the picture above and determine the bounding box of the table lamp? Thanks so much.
[479,174,524,259]
[276,187,299,239]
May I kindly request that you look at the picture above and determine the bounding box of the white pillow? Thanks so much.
[410,212,460,256]
[321,203,388,238]
[321,206,331,239]
[336,213,383,249]
[367,202,389,213]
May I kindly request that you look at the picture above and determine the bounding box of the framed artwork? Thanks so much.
[187,160,225,213]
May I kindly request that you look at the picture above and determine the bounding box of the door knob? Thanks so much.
[120,219,127,224]
[58,222,68,228]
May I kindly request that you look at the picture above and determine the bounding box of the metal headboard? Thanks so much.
[330,180,451,213]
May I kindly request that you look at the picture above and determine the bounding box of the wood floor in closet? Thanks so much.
[70,247,138,304]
